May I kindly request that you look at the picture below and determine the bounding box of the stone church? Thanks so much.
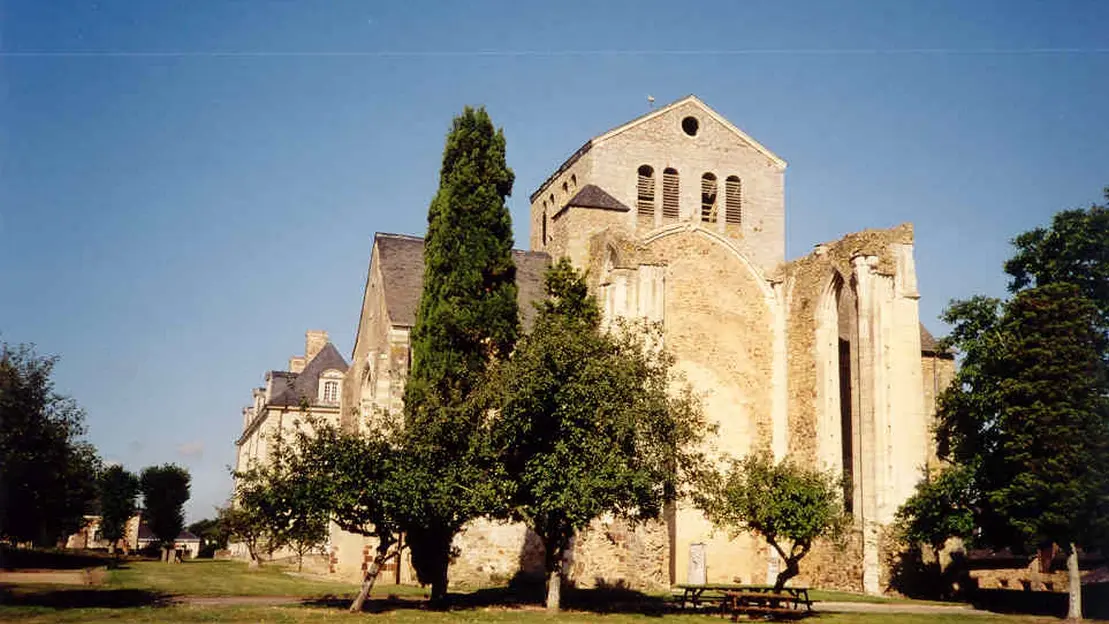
[332,95,953,593]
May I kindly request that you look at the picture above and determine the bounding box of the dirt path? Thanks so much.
[818,601,987,615]
[173,595,307,606]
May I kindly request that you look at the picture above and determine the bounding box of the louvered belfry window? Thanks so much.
[662,168,680,220]
[701,173,718,223]
[725,176,742,225]
[636,165,655,218]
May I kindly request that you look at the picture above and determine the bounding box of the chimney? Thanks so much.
[288,356,306,374]
[305,330,329,363]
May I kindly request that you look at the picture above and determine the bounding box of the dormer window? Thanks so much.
[319,369,343,405]
[323,381,339,403]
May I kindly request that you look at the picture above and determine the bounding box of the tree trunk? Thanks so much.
[429,565,449,608]
[1067,543,1083,621]
[546,560,563,612]
[349,539,396,613]
[770,540,807,592]
[297,552,303,572]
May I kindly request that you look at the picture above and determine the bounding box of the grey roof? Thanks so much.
[137,524,199,542]
[551,184,630,219]
[269,342,350,407]
[373,233,551,329]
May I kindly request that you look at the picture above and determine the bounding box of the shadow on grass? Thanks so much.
[304,578,672,617]
[0,586,172,609]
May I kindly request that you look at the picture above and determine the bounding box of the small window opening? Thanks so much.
[542,210,548,245]
[662,168,680,220]
[681,116,699,137]
[700,173,718,223]
[570,174,577,190]
[323,380,339,403]
[636,165,655,219]
[725,176,742,225]
[562,181,569,195]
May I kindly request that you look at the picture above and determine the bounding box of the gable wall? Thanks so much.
[586,101,785,273]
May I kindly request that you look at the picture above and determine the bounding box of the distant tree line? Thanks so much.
[0,342,191,563]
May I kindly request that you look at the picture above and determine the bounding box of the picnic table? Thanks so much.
[722,585,812,619]
[674,583,741,610]
[674,583,813,618]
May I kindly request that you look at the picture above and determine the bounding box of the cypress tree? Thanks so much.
[401,106,517,604]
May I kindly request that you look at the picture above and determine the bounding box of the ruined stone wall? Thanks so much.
[448,520,545,588]
[567,518,670,590]
[798,531,866,593]
[921,354,956,470]
[782,224,914,466]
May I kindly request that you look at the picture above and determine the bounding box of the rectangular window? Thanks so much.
[323,380,339,403]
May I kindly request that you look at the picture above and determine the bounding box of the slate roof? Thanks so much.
[919,324,951,356]
[373,233,551,329]
[137,525,199,542]
[268,342,350,407]
[551,184,631,219]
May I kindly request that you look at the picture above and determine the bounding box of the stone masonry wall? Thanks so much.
[587,100,785,274]
[781,224,914,466]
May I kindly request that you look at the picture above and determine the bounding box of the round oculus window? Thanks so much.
[681,116,699,137]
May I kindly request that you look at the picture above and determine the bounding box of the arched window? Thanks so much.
[636,165,655,219]
[570,174,577,191]
[542,210,548,245]
[562,181,569,195]
[725,176,742,225]
[662,168,680,220]
[701,173,718,223]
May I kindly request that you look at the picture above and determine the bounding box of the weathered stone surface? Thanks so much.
[285,95,954,595]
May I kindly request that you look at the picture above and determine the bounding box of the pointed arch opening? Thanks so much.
[816,272,861,514]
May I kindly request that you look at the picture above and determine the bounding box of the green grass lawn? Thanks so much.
[105,559,362,597]
[0,557,1099,623]
[0,604,1075,624]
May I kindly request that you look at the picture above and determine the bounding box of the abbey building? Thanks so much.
[241,95,955,594]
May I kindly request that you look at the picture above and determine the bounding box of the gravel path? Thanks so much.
[818,601,987,615]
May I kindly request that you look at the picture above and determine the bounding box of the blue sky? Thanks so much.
[2,0,1107,521]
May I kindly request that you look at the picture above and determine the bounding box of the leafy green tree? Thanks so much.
[219,501,270,568]
[244,445,330,572]
[986,284,1109,619]
[0,342,101,547]
[1005,188,1109,333]
[283,419,407,612]
[186,517,227,557]
[402,105,518,604]
[895,463,977,553]
[140,464,191,562]
[490,260,708,612]
[695,452,848,592]
[98,465,140,554]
